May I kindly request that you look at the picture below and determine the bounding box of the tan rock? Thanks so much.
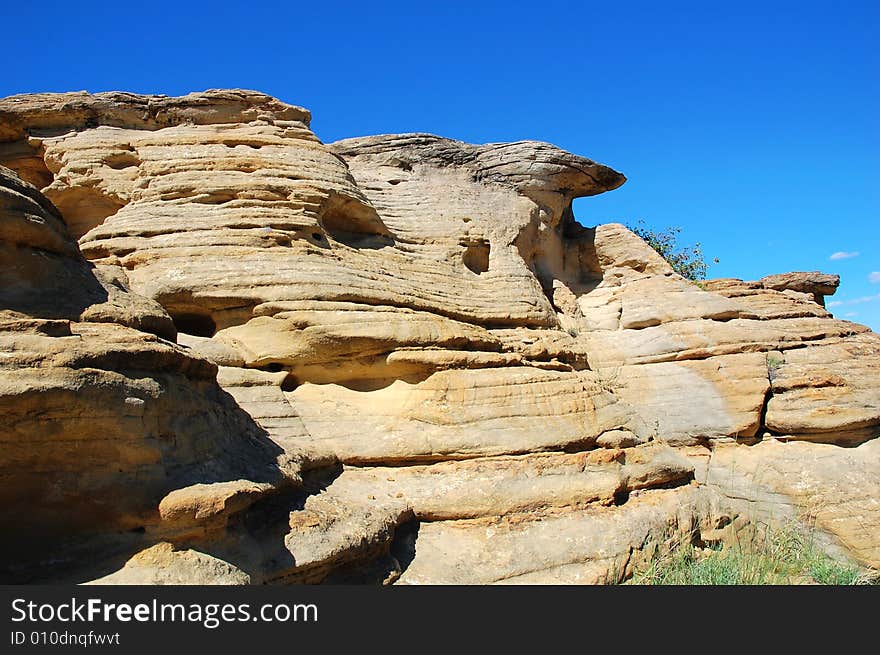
[321,444,691,521]
[759,271,839,306]
[705,278,833,319]
[581,316,867,368]
[616,275,747,329]
[592,222,673,277]
[288,367,637,463]
[215,366,314,454]
[0,89,310,142]
[86,542,250,585]
[207,444,695,584]
[607,352,771,445]
[0,166,302,581]
[705,439,880,568]
[2,89,878,585]
[177,332,246,366]
[396,486,716,584]
[278,494,412,584]
[158,480,276,533]
[765,334,880,444]
[1,100,625,332]
[0,165,175,339]
[214,302,502,383]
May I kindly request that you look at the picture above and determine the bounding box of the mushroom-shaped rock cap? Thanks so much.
[760,271,840,298]
[332,133,626,203]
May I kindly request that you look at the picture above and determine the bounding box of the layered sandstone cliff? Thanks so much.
[0,90,877,584]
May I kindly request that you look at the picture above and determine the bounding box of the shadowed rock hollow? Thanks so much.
[1,89,877,584]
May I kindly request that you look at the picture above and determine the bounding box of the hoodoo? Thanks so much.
[1,90,877,584]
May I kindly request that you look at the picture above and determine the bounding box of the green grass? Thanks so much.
[627,523,874,585]
[766,355,784,370]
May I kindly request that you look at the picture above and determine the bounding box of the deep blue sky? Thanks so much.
[4,1,878,329]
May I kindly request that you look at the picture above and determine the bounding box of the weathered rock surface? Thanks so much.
[86,542,251,585]
[0,165,175,338]
[702,438,880,567]
[705,276,837,318]
[288,367,643,463]
[0,164,305,581]
[396,486,716,584]
[1,89,877,584]
[758,271,840,306]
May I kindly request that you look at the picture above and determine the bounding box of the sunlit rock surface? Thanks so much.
[1,89,877,584]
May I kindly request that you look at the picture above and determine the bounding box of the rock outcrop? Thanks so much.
[0,164,306,581]
[1,89,877,584]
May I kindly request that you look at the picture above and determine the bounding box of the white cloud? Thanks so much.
[869,271,880,284]
[828,294,880,308]
[829,251,860,260]
[847,294,880,305]
[844,312,858,318]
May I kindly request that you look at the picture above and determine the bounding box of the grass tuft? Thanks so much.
[627,523,875,585]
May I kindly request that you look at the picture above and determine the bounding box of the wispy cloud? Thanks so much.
[869,271,880,284]
[830,293,880,307]
[843,312,858,318]
[829,251,860,260]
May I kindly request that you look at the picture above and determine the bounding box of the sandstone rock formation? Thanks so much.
[0,163,304,580]
[0,89,877,584]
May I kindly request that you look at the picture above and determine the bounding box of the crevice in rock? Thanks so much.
[335,438,607,468]
[603,334,852,368]
[274,355,436,391]
[221,140,263,149]
[102,151,140,170]
[320,552,402,585]
[162,301,255,335]
[756,352,780,443]
[513,202,606,325]
[332,453,497,467]
[280,373,299,392]
[168,309,217,338]
[298,460,346,498]
[312,515,422,585]
[204,489,305,583]
[562,438,600,454]
[462,239,490,274]
[389,519,420,576]
[612,488,630,506]
[752,388,775,444]
[267,539,398,585]
[192,193,238,205]
[326,230,395,249]
[251,292,558,331]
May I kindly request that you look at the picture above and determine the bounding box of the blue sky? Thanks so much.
[3,1,877,329]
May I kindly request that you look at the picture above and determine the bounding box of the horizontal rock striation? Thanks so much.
[0,165,307,581]
[1,89,878,584]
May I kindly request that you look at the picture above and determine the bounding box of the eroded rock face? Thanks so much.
[0,165,304,581]
[1,89,878,584]
[702,439,880,567]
